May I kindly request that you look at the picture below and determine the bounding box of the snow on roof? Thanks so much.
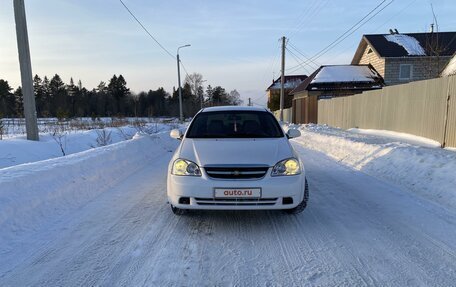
[384,34,426,56]
[311,65,380,84]
[202,106,266,112]
[441,55,456,77]
[269,79,303,89]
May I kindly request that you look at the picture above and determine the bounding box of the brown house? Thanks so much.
[352,31,456,85]
[266,75,307,111]
[290,64,384,124]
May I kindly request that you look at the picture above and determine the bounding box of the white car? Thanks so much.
[167,106,309,215]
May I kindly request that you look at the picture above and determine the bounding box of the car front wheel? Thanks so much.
[285,178,309,215]
[170,204,186,215]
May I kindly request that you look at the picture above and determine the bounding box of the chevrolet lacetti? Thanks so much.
[167,106,309,215]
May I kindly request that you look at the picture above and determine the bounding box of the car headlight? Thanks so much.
[172,158,201,176]
[271,158,301,176]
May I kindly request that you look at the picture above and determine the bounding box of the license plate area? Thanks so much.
[214,188,261,199]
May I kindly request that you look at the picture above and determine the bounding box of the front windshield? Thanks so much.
[186,110,284,138]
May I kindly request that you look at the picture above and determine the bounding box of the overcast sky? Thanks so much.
[1,0,455,105]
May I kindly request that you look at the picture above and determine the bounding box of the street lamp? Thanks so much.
[177,44,191,122]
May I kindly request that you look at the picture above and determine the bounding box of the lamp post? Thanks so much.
[177,44,190,122]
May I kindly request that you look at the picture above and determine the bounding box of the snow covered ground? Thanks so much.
[0,120,175,169]
[1,124,456,286]
[289,124,456,210]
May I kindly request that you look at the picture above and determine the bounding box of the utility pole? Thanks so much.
[13,0,39,140]
[177,44,190,122]
[177,53,183,122]
[279,36,286,122]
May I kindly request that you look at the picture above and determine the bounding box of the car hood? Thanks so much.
[178,138,293,166]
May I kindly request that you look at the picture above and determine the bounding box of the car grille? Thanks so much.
[194,197,278,206]
[204,166,269,179]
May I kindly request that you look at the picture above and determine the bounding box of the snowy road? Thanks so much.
[1,143,456,286]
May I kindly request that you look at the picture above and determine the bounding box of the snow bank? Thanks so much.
[0,132,177,248]
[0,123,173,169]
[348,128,441,148]
[384,34,426,56]
[290,124,456,210]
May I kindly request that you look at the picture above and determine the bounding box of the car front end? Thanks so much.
[166,106,309,214]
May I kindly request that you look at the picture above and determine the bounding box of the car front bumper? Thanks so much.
[167,171,305,210]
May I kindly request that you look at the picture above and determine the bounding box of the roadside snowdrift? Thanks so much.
[0,132,177,248]
[0,124,172,169]
[290,124,456,210]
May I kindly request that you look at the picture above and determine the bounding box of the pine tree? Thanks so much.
[33,75,45,117]
[13,87,24,117]
[67,77,77,117]
[108,74,130,115]
[49,74,68,118]
[42,76,51,117]
[0,79,14,117]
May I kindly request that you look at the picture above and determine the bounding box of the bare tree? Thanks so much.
[116,127,134,140]
[132,118,146,133]
[228,89,243,106]
[95,129,112,147]
[185,73,205,107]
[50,124,67,156]
[0,118,4,140]
[185,73,204,93]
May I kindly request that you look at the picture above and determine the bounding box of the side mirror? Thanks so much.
[170,129,183,140]
[286,128,301,139]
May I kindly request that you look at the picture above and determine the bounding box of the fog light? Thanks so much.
[179,197,190,205]
[282,197,293,205]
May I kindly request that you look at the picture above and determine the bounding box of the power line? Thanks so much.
[285,42,320,73]
[289,0,330,40]
[331,0,414,64]
[286,47,313,74]
[119,0,175,60]
[372,0,417,33]
[288,42,320,68]
[179,59,190,78]
[292,0,394,67]
[320,0,394,61]
[260,40,281,85]
[307,0,388,62]
[252,93,268,103]
[252,101,266,107]
[286,0,319,37]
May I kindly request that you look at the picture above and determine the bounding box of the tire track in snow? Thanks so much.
[296,143,456,286]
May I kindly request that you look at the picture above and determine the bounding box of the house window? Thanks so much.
[399,64,413,80]
[367,48,373,54]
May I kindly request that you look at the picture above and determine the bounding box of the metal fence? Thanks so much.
[318,75,456,148]
[273,108,293,123]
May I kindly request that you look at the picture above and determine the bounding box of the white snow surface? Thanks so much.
[441,55,456,77]
[289,124,456,210]
[348,128,441,148]
[0,132,177,267]
[0,123,171,169]
[311,65,379,84]
[1,124,456,285]
[384,34,426,56]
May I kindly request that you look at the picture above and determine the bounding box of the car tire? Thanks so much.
[285,178,309,215]
[170,204,186,215]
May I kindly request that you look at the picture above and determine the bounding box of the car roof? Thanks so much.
[201,106,268,113]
